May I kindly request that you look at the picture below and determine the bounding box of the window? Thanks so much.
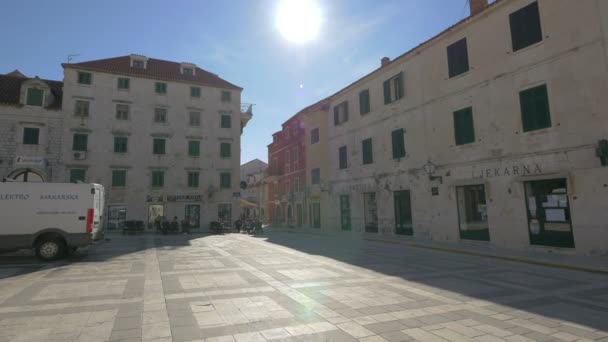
[220,172,231,188]
[394,190,413,236]
[151,171,164,187]
[155,82,167,94]
[359,89,371,115]
[116,104,129,120]
[510,1,542,52]
[520,84,551,132]
[154,108,167,123]
[362,138,373,165]
[220,114,231,128]
[364,192,379,233]
[107,206,127,229]
[78,72,92,85]
[132,60,144,68]
[72,133,88,151]
[187,172,199,188]
[339,146,347,169]
[333,101,349,125]
[310,128,319,144]
[311,168,320,185]
[183,68,194,75]
[22,127,39,145]
[70,169,86,183]
[26,88,43,106]
[220,142,231,158]
[189,111,201,126]
[185,204,200,228]
[221,90,231,102]
[524,178,573,248]
[453,107,475,145]
[383,72,404,104]
[310,203,321,228]
[218,204,232,222]
[153,138,166,155]
[392,128,406,159]
[294,177,300,192]
[112,170,127,187]
[114,136,128,153]
[188,140,200,157]
[447,38,470,78]
[285,180,291,194]
[117,77,130,90]
[285,149,290,173]
[190,86,201,97]
[74,100,90,117]
[457,185,490,241]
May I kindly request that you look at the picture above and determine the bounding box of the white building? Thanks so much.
[0,70,63,182]
[325,0,608,255]
[240,159,268,220]
[59,55,252,230]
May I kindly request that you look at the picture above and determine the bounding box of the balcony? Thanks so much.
[240,103,254,134]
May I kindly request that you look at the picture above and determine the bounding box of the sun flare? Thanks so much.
[276,0,322,44]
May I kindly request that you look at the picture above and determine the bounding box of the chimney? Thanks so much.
[381,57,391,67]
[470,0,488,16]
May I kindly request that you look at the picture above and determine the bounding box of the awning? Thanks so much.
[240,198,258,208]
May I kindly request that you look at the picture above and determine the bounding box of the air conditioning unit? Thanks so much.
[73,151,87,160]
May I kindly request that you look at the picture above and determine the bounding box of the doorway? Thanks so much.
[184,204,200,228]
[148,204,164,229]
[296,203,303,227]
[524,179,574,248]
[340,195,351,231]
[394,190,413,235]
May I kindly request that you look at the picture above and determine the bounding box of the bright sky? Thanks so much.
[0,0,475,163]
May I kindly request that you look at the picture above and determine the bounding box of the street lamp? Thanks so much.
[423,160,443,184]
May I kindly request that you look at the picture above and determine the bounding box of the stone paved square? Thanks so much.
[0,231,607,342]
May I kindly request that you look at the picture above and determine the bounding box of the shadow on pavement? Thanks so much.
[259,229,608,332]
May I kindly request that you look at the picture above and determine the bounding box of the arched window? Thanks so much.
[7,169,44,182]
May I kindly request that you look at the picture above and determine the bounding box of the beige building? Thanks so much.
[240,159,268,220]
[0,71,63,183]
[325,0,608,255]
[59,55,252,230]
[301,99,331,229]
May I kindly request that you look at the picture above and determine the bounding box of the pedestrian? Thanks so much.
[171,216,179,233]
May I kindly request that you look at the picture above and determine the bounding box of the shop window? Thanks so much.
[185,205,200,228]
[456,184,490,241]
[107,206,127,229]
[340,195,351,231]
[394,190,413,235]
[364,192,378,233]
[218,204,232,223]
[525,179,574,248]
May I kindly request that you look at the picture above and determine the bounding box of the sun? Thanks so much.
[276,0,322,44]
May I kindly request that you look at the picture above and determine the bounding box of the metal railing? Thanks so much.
[241,103,254,114]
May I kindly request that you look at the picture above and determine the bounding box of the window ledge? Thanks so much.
[510,39,544,56]
[520,126,553,136]
[448,69,471,81]
[451,142,478,149]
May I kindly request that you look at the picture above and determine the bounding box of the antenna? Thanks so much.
[67,54,80,63]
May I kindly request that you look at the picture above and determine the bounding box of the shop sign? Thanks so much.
[15,156,45,166]
[146,195,164,202]
[146,194,204,202]
[472,163,542,179]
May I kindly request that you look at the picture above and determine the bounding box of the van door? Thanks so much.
[92,185,105,240]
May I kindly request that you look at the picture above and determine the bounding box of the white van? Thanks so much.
[0,182,105,260]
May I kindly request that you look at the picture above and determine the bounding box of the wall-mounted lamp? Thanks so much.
[423,160,443,184]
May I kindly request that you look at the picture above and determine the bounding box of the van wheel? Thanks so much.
[35,239,65,261]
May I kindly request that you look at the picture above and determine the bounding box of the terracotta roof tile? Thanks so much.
[63,56,242,90]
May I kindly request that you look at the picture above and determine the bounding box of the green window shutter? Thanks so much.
[392,129,405,159]
[520,84,551,132]
[112,170,126,187]
[153,139,166,154]
[333,106,339,125]
[188,141,200,157]
[26,88,44,106]
[220,172,231,188]
[339,146,347,169]
[396,73,404,100]
[78,72,91,85]
[188,172,199,187]
[191,87,201,97]
[383,80,391,104]
[362,138,373,165]
[220,142,231,158]
[70,169,86,183]
[22,128,39,144]
[114,137,128,153]
[152,171,164,187]
[510,1,542,51]
[72,134,88,151]
[447,38,470,78]
[453,107,475,145]
[343,102,349,122]
[117,78,129,89]
[221,114,231,128]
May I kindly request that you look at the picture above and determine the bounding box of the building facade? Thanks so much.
[240,159,268,220]
[59,55,251,230]
[0,71,63,183]
[323,0,608,255]
[266,112,307,227]
[301,99,331,229]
